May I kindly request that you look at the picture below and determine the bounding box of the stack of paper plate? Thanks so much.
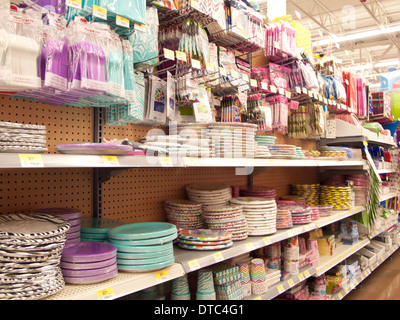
[207,122,257,159]
[108,222,177,272]
[315,205,334,216]
[60,242,118,284]
[254,145,272,158]
[0,121,48,153]
[240,186,276,200]
[310,207,320,220]
[176,229,233,250]
[164,199,204,230]
[0,213,70,300]
[186,183,232,207]
[80,217,126,242]
[33,208,81,247]
[291,184,320,206]
[295,147,305,159]
[203,205,248,241]
[230,197,277,236]
[268,144,296,158]
[320,186,351,210]
[276,209,293,229]
[254,135,277,146]
[278,204,312,225]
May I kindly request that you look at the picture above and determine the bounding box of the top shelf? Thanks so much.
[0,153,367,170]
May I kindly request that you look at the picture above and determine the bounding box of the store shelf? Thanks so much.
[330,244,400,300]
[45,263,185,300]
[174,206,365,273]
[379,192,397,203]
[0,153,366,170]
[315,238,370,276]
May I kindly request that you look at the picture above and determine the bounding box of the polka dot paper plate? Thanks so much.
[178,229,232,241]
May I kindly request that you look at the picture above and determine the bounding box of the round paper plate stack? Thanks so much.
[315,205,334,216]
[254,135,277,146]
[291,184,320,206]
[254,145,272,158]
[310,207,320,220]
[319,185,351,210]
[207,123,257,159]
[0,213,70,300]
[230,197,277,236]
[108,222,177,272]
[186,183,232,207]
[80,217,126,242]
[239,186,276,200]
[268,144,296,158]
[164,199,204,230]
[33,208,82,247]
[60,241,118,284]
[176,229,233,250]
[278,204,312,225]
[276,209,293,229]
[203,205,248,241]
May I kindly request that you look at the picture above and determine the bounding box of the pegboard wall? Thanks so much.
[0,97,94,217]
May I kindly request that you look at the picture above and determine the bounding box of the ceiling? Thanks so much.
[259,0,400,83]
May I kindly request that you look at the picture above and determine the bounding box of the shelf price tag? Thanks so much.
[134,22,146,33]
[270,85,277,93]
[188,259,200,271]
[163,48,175,61]
[287,279,295,287]
[277,284,285,293]
[92,5,107,20]
[245,242,254,251]
[219,67,227,76]
[191,59,201,70]
[296,86,301,94]
[159,157,173,167]
[155,269,169,283]
[298,273,304,281]
[97,287,115,300]
[102,156,119,166]
[116,15,130,28]
[19,154,44,167]
[176,51,187,62]
[213,252,224,262]
[261,82,268,90]
[250,79,258,87]
[304,270,310,277]
[263,237,271,245]
[254,296,262,300]
[66,0,82,9]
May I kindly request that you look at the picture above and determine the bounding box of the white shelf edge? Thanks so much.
[379,192,398,203]
[0,153,367,169]
[45,263,185,300]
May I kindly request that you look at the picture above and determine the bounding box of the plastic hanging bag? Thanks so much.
[5,6,42,90]
[106,29,125,100]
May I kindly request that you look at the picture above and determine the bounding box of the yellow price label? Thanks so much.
[97,287,115,300]
[19,154,44,167]
[188,259,200,271]
[298,273,304,281]
[213,252,224,262]
[159,157,173,167]
[337,292,343,299]
[245,242,254,251]
[102,156,119,166]
[254,296,262,300]
[304,270,310,277]
[93,5,107,20]
[66,0,82,9]
[155,269,169,283]
[277,284,285,293]
[116,15,130,28]
[263,237,271,245]
[287,279,295,287]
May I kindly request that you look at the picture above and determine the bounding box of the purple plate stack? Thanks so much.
[33,208,81,247]
[60,242,118,284]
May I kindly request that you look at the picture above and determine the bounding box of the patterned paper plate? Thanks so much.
[178,229,232,241]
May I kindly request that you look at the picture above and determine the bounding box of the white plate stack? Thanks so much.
[186,183,232,207]
[203,205,248,241]
[230,197,277,236]
[207,122,257,159]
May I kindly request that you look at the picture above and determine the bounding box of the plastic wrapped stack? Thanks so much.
[213,265,245,300]
[282,236,299,276]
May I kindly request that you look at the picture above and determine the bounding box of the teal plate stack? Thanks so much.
[80,218,126,243]
[108,222,177,272]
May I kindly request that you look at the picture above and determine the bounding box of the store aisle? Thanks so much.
[345,249,400,300]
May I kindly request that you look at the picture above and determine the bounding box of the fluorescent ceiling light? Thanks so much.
[315,24,400,46]
[375,60,400,68]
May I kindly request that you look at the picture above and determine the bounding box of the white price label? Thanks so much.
[116,15,130,28]
[66,0,82,9]
[163,48,175,61]
[191,59,201,69]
